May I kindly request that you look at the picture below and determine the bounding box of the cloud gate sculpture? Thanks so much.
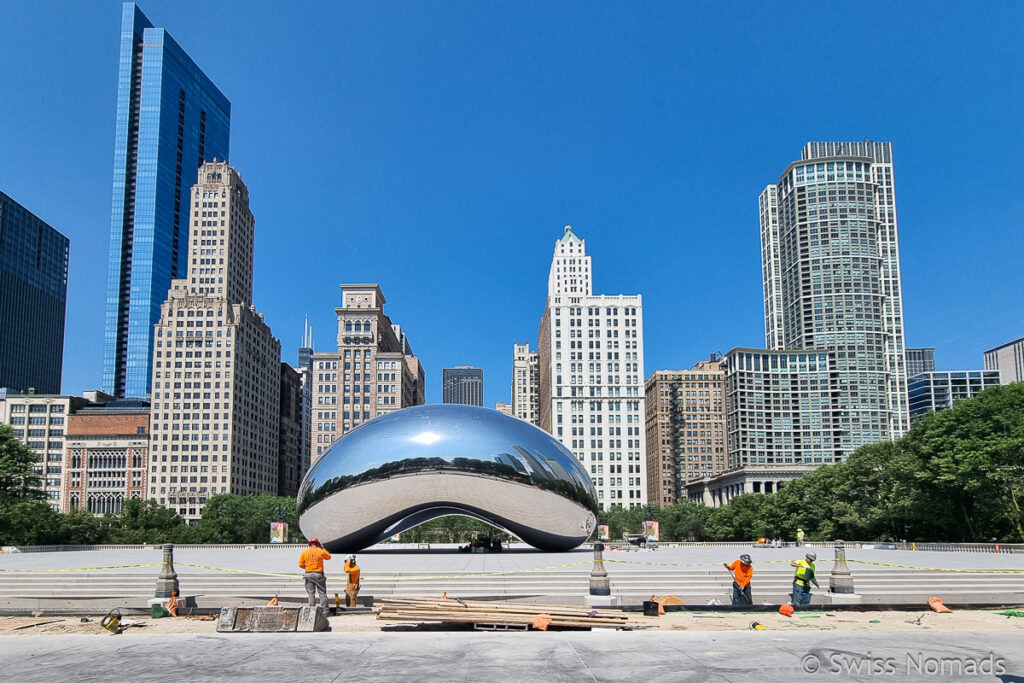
[297,404,598,552]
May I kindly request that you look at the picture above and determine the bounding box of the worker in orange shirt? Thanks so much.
[723,553,753,605]
[343,554,361,607]
[298,537,332,612]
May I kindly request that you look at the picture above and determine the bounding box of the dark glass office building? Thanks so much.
[442,367,484,406]
[907,370,1000,425]
[102,2,230,398]
[0,191,69,393]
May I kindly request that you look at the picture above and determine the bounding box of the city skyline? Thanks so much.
[2,2,1023,409]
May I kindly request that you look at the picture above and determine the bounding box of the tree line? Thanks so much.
[600,382,1024,543]
[2,382,1022,546]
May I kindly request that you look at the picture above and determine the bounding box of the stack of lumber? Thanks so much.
[377,597,637,630]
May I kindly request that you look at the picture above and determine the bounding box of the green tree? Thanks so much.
[656,499,711,541]
[197,494,299,543]
[0,423,44,501]
[399,516,511,544]
[107,498,192,544]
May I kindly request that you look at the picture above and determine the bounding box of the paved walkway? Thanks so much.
[1,630,1021,681]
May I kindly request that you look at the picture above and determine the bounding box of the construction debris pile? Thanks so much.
[377,597,640,630]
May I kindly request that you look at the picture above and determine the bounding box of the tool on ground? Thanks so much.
[100,608,122,634]
[335,593,341,608]
[749,621,767,631]
[997,610,1024,618]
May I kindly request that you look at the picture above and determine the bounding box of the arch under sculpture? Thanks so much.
[297,404,598,552]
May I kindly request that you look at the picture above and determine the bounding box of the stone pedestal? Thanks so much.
[829,539,855,595]
[585,594,620,607]
[147,595,198,610]
[589,542,611,596]
[154,544,179,598]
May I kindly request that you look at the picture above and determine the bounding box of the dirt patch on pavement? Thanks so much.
[649,609,1024,632]
[2,609,1022,635]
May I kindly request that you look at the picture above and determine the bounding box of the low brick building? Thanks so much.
[63,400,149,514]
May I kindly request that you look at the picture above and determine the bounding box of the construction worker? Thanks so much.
[796,528,805,547]
[343,554,361,607]
[723,553,753,605]
[298,537,332,612]
[790,551,819,605]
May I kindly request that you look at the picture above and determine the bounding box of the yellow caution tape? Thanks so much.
[847,559,1024,574]
[177,559,596,581]
[0,563,162,572]
[605,558,795,568]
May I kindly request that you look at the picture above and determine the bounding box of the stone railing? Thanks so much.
[5,543,307,553]
[588,540,1024,554]
[6,541,1024,554]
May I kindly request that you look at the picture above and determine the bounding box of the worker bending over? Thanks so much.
[723,554,754,605]
[790,551,819,605]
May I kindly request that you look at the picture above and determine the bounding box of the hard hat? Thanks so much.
[740,554,752,564]
[308,538,320,546]
[805,552,817,561]
[346,554,356,561]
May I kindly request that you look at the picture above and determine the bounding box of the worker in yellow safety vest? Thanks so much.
[790,551,819,606]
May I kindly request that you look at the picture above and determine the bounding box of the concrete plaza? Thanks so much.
[1,630,1022,682]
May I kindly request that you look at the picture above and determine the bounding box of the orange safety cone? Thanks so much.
[928,597,952,613]
[442,592,447,600]
[267,594,278,606]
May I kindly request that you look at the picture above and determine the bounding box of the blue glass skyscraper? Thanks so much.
[103,3,230,398]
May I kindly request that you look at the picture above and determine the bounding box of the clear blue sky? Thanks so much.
[2,1,1022,406]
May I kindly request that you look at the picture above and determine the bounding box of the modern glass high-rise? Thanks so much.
[760,141,910,454]
[908,370,1000,425]
[442,367,484,406]
[905,347,936,378]
[0,191,69,393]
[102,2,230,398]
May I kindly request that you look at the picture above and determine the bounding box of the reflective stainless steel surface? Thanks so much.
[297,404,598,552]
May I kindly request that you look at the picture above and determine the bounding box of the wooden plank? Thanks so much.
[380,610,630,623]
[378,604,627,620]
[378,610,634,627]
[378,598,627,619]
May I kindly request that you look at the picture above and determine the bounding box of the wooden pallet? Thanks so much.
[377,597,638,630]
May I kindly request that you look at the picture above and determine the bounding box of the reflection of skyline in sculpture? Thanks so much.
[297,404,598,552]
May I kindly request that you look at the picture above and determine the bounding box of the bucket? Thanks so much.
[642,600,660,617]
